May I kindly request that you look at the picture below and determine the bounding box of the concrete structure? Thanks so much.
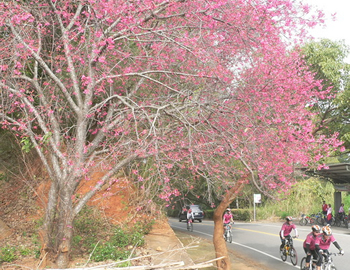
[305,163,350,215]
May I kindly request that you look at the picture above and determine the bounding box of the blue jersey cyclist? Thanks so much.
[280,216,298,250]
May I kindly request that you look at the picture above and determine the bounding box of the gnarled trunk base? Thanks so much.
[213,182,244,270]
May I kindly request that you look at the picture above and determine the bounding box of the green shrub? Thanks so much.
[19,246,32,256]
[88,225,146,262]
[111,225,145,247]
[71,205,155,262]
[280,212,292,220]
[82,221,153,262]
[90,242,130,262]
[204,209,214,219]
[34,248,41,259]
[232,209,252,221]
[194,208,252,221]
[0,246,17,263]
[112,227,131,247]
[74,206,103,235]
[72,235,83,248]
[166,208,179,218]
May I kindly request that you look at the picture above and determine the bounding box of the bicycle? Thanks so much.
[312,212,324,225]
[317,215,336,226]
[300,252,341,270]
[187,218,193,232]
[223,222,233,243]
[335,213,348,228]
[317,215,326,226]
[300,214,316,226]
[300,255,316,270]
[280,236,298,266]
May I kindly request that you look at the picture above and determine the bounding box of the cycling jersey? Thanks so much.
[303,232,318,250]
[280,222,297,237]
[223,213,233,224]
[315,234,336,250]
[187,211,194,220]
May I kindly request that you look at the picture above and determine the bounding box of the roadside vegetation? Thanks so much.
[167,177,349,223]
[0,202,154,265]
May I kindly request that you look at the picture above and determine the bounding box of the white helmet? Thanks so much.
[322,226,332,236]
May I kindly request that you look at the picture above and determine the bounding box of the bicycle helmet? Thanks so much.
[286,216,293,221]
[226,208,231,212]
[311,225,320,233]
[322,226,332,236]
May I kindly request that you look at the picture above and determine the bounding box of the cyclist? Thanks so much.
[223,208,234,233]
[187,208,194,223]
[338,203,345,221]
[223,208,234,225]
[302,225,321,270]
[280,216,298,251]
[315,226,344,270]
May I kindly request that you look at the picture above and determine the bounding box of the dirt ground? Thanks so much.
[145,220,270,270]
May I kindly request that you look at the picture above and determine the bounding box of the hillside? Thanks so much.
[0,174,175,269]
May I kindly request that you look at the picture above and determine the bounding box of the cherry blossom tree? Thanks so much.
[0,0,342,268]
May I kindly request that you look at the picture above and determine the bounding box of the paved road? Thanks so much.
[169,218,350,269]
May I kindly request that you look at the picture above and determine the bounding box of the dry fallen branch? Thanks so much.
[46,249,225,270]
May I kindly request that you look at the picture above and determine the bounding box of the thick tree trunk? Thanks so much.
[39,181,59,269]
[55,203,74,269]
[213,182,244,270]
[40,181,75,269]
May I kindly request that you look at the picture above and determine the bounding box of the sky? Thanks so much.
[303,0,350,62]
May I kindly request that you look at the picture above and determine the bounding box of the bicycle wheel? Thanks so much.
[300,256,311,270]
[290,247,298,266]
[187,221,193,231]
[299,218,307,226]
[300,256,306,270]
[280,247,287,261]
[309,218,315,225]
[227,230,232,243]
[324,263,337,270]
[331,217,335,226]
[317,217,324,225]
[335,218,341,227]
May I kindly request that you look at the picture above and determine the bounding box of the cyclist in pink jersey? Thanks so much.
[314,226,344,270]
[302,225,320,269]
[223,208,234,229]
[280,216,298,250]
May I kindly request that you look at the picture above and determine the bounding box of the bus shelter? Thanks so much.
[304,163,350,214]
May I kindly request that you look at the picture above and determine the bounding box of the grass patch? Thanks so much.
[72,206,154,263]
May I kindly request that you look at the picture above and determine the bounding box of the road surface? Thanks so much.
[169,218,350,269]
